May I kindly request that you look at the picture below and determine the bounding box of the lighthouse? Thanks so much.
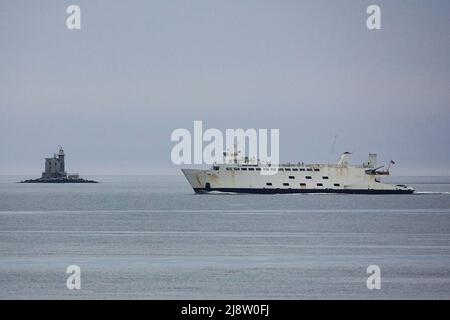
[20,147,97,183]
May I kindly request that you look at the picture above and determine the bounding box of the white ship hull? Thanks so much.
[182,168,413,194]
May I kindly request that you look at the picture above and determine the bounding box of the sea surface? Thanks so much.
[1,175,450,299]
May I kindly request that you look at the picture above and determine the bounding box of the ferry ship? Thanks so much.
[181,148,414,194]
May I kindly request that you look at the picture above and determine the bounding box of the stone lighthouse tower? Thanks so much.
[58,146,65,173]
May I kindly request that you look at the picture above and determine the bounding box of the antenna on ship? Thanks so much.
[328,134,338,164]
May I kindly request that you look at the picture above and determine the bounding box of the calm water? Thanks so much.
[1,175,450,299]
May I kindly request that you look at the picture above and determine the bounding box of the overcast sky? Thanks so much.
[0,0,449,175]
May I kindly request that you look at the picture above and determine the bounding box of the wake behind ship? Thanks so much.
[182,148,414,195]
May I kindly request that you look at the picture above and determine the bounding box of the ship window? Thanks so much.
[289,176,295,179]
[334,183,340,187]
[233,168,240,171]
[256,168,261,171]
[278,168,284,171]
[292,168,298,171]
[306,176,312,179]
[285,168,291,171]
[299,168,305,171]
[314,168,320,172]
[249,168,255,171]
[317,183,323,187]
[241,168,248,171]
[266,182,272,186]
[307,168,313,171]
[226,168,232,171]
[322,176,329,179]
[213,166,219,170]
[300,183,306,187]
[283,183,289,186]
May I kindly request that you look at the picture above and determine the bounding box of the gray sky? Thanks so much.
[1,0,449,175]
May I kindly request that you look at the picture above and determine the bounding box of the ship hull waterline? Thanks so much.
[192,187,414,195]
